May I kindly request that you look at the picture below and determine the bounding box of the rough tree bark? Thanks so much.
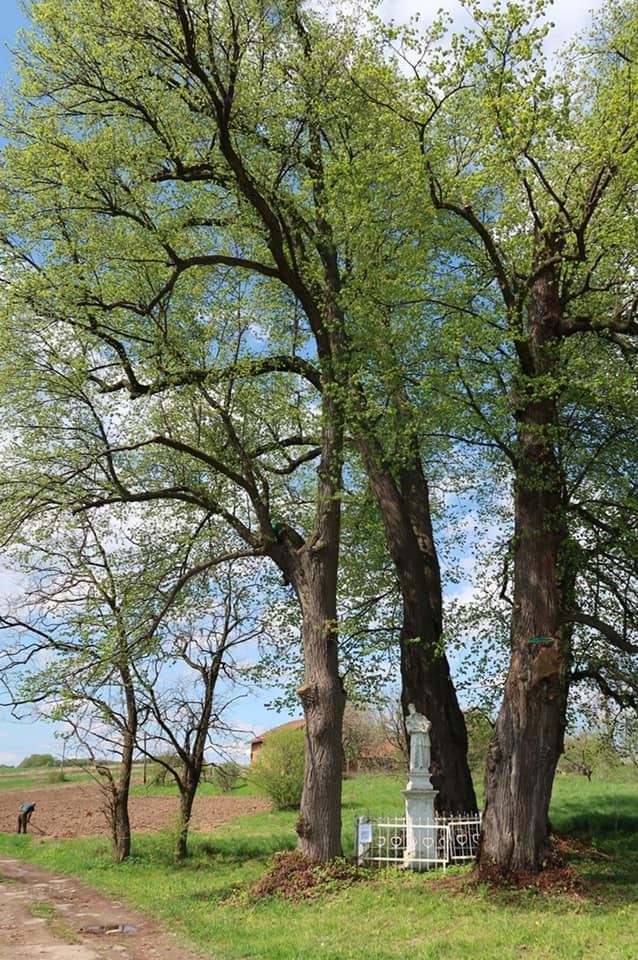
[359,440,477,814]
[478,250,570,876]
[295,553,346,861]
[272,395,346,862]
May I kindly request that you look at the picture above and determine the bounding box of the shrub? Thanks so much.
[148,752,183,786]
[251,727,305,810]
[211,761,242,793]
[46,769,67,784]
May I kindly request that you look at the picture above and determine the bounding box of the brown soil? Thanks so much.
[0,782,269,840]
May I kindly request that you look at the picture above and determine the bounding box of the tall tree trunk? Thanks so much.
[272,392,345,862]
[106,655,137,863]
[297,558,345,861]
[112,773,132,864]
[359,441,477,813]
[99,726,134,863]
[174,716,212,861]
[478,254,569,877]
[293,540,346,861]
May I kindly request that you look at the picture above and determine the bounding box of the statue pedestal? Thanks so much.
[402,780,439,871]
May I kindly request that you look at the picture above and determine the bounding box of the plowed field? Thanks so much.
[0,783,269,839]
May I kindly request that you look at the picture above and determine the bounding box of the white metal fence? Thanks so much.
[355,813,481,870]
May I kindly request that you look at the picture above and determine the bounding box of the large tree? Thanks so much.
[0,0,350,860]
[0,0,477,837]
[400,0,638,874]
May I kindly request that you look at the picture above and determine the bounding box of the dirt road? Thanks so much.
[0,857,208,960]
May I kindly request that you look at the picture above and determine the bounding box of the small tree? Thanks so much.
[464,709,494,776]
[385,701,409,770]
[138,563,263,861]
[561,733,617,781]
[0,511,240,862]
[211,761,242,794]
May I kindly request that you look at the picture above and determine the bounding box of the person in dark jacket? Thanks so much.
[17,801,36,833]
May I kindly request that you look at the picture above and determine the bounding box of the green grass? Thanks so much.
[1,772,637,960]
[130,770,263,799]
[0,768,96,791]
[28,899,81,943]
[28,900,56,919]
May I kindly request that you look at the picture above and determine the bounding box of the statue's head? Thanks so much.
[407,702,416,715]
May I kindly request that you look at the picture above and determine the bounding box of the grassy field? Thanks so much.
[0,762,264,797]
[0,766,97,791]
[0,771,637,960]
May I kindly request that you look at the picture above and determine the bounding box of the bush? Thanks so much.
[18,753,59,769]
[148,753,183,786]
[46,769,67,784]
[211,761,242,793]
[251,727,305,810]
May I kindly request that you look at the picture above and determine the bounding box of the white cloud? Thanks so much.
[378,0,603,57]
[0,565,26,600]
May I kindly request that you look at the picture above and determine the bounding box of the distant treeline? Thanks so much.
[3,753,119,770]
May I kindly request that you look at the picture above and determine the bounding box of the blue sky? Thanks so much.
[0,3,37,765]
[0,2,27,85]
[0,0,603,764]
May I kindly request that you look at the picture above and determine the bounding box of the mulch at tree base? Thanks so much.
[251,850,366,901]
[252,829,607,904]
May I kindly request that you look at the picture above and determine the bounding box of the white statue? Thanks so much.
[405,703,431,774]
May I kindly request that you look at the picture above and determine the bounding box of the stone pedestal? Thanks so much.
[402,781,439,871]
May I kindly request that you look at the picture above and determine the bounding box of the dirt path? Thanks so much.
[0,857,207,960]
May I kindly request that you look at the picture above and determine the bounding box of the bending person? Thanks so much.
[17,801,36,834]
